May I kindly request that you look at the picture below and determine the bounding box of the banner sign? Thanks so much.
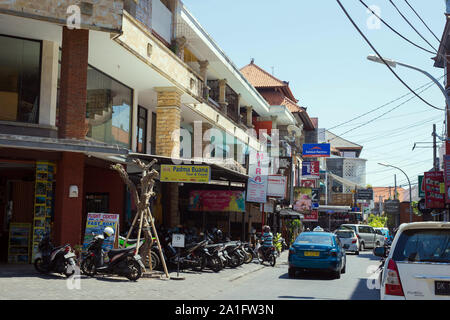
[189,190,246,212]
[384,200,400,215]
[302,210,319,222]
[302,143,330,158]
[247,152,269,203]
[444,156,450,203]
[356,189,373,201]
[424,171,445,209]
[160,165,210,183]
[418,175,425,198]
[311,188,320,209]
[82,213,120,252]
[302,161,320,178]
[267,175,287,198]
[293,187,312,213]
[300,179,316,188]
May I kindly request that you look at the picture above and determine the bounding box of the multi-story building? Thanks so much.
[0,0,285,263]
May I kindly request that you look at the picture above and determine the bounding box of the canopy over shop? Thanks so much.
[127,154,249,239]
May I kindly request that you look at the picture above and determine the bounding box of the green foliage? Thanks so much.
[368,214,387,228]
[285,219,302,245]
[273,233,282,253]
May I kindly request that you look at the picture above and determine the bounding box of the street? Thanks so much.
[0,250,380,300]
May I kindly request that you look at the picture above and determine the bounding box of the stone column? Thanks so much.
[202,122,214,159]
[237,93,242,123]
[39,41,59,127]
[271,116,278,129]
[175,36,187,61]
[154,87,183,227]
[246,106,253,128]
[218,79,228,113]
[198,60,209,99]
[58,27,89,139]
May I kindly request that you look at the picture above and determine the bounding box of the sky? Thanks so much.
[182,0,447,190]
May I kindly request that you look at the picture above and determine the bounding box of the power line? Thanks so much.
[387,0,438,52]
[403,0,441,43]
[335,0,444,118]
[359,0,436,54]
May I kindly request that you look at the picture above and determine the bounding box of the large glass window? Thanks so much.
[137,106,148,153]
[86,66,133,148]
[0,35,41,123]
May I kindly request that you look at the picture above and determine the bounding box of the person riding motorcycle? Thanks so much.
[258,225,274,259]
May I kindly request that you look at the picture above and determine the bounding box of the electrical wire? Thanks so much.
[359,0,436,55]
[336,0,444,118]
[387,0,438,52]
[403,0,441,43]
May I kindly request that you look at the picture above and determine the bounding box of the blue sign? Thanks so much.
[302,144,331,158]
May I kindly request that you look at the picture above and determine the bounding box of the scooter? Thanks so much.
[81,233,145,281]
[34,235,77,277]
[258,244,277,267]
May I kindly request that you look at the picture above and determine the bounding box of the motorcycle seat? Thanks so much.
[107,247,134,258]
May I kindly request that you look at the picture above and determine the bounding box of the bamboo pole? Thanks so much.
[146,207,169,278]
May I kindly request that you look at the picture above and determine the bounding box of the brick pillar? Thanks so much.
[58,27,89,139]
[198,60,209,99]
[175,37,187,61]
[246,106,253,128]
[218,79,228,113]
[155,87,182,227]
[54,152,85,246]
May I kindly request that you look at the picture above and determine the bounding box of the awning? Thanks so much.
[127,153,249,183]
[0,134,129,156]
[279,209,304,219]
[318,205,352,213]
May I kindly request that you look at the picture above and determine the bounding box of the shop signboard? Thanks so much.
[303,210,319,222]
[160,165,210,183]
[418,175,425,198]
[293,187,312,213]
[384,200,400,215]
[302,143,330,158]
[189,190,246,212]
[356,189,373,201]
[301,160,320,178]
[8,223,31,264]
[267,175,287,198]
[300,179,316,188]
[82,213,120,252]
[311,188,320,209]
[246,152,269,203]
[424,171,445,209]
[444,156,450,203]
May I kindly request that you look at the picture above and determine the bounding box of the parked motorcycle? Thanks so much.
[118,235,161,271]
[81,228,145,281]
[34,235,77,277]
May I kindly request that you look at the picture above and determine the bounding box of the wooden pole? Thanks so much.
[147,207,169,278]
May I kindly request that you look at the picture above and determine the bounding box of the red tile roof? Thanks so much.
[372,187,408,202]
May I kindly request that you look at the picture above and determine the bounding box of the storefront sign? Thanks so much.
[293,187,312,213]
[311,188,320,209]
[247,152,269,203]
[8,223,31,264]
[302,143,330,158]
[356,188,373,200]
[444,156,450,203]
[160,165,210,183]
[300,179,316,188]
[424,171,445,209]
[172,234,185,248]
[189,190,246,212]
[82,213,120,252]
[303,210,319,222]
[384,200,400,215]
[418,175,425,198]
[267,175,287,198]
[302,160,320,178]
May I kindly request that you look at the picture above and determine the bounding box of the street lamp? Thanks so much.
[378,163,413,223]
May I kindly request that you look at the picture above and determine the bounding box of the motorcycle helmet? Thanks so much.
[103,226,115,238]
[263,225,271,233]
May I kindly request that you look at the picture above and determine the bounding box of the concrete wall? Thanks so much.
[0,0,123,32]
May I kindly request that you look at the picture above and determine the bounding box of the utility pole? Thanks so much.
[394,175,397,200]
[433,124,438,171]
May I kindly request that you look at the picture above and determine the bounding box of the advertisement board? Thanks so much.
[302,210,319,222]
[267,175,287,198]
[301,160,320,178]
[444,156,450,203]
[82,213,120,252]
[246,152,269,203]
[418,175,425,198]
[356,189,373,201]
[300,179,316,188]
[189,190,246,212]
[302,144,331,158]
[293,187,312,213]
[160,165,210,183]
[424,171,445,209]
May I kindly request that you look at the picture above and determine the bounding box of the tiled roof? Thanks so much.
[240,63,286,88]
[260,91,302,113]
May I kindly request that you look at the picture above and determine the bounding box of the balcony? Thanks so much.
[207,79,245,128]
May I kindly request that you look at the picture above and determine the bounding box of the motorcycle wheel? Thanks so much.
[34,258,48,274]
[269,255,276,267]
[192,257,205,272]
[229,253,240,268]
[243,250,253,264]
[81,256,97,277]
[126,258,142,281]
[209,256,222,273]
[64,258,76,277]
[144,250,160,271]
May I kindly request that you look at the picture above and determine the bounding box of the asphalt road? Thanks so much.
[0,250,381,300]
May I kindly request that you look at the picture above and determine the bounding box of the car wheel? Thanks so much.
[360,242,365,251]
[334,269,341,279]
[288,267,296,278]
[355,250,359,255]
[341,261,346,274]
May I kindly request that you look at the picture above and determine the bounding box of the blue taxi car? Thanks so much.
[288,231,346,279]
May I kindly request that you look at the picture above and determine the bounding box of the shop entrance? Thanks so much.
[0,161,36,263]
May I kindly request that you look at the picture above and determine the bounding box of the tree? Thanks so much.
[368,214,387,228]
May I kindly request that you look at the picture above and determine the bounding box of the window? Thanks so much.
[137,106,148,154]
[295,234,333,246]
[393,229,450,263]
[86,66,133,148]
[0,35,41,123]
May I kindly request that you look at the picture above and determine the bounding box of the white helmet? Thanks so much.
[103,227,115,238]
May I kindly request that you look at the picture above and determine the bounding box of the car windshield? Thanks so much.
[392,229,450,263]
[295,234,333,246]
[336,231,353,238]
[340,225,356,232]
